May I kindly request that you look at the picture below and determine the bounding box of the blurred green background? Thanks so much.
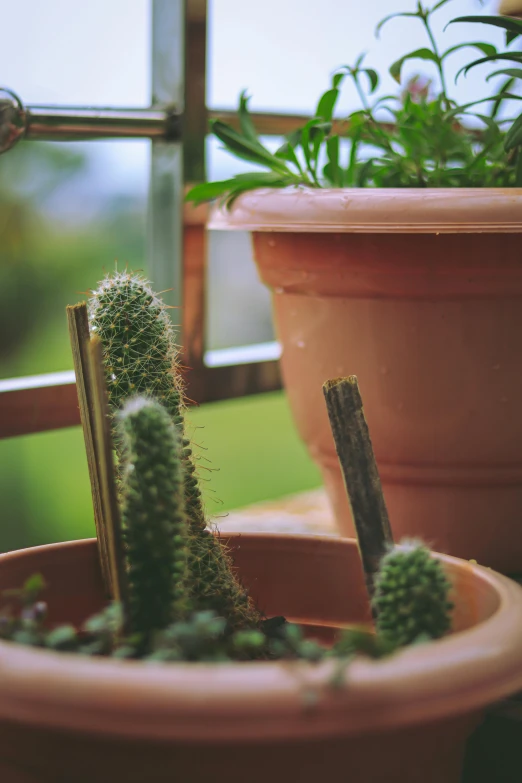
[0,142,321,553]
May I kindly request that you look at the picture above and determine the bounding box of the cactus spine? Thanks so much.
[88,271,261,629]
[372,540,454,648]
[119,397,190,641]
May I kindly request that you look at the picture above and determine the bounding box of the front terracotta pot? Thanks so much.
[211,188,522,573]
[1,534,522,783]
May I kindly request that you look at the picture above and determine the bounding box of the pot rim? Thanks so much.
[208,187,522,234]
[1,535,522,743]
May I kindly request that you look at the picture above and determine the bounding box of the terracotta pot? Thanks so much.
[1,535,522,782]
[211,188,522,573]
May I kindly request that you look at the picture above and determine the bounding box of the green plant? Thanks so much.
[0,576,326,663]
[186,0,521,207]
[118,397,190,644]
[450,13,522,181]
[88,271,261,629]
[372,540,454,648]
[0,540,455,668]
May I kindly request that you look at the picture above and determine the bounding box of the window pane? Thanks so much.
[2,0,149,106]
[206,231,275,353]
[1,0,151,380]
[0,139,148,380]
[205,135,285,353]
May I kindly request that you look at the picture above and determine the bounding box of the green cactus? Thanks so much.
[372,540,454,648]
[118,397,190,641]
[88,271,261,630]
[87,271,203,527]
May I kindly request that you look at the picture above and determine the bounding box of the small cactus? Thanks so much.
[87,272,201,520]
[372,540,454,648]
[89,271,261,629]
[118,396,190,641]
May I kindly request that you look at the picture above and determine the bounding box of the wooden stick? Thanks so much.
[66,304,112,594]
[89,336,129,612]
[323,376,393,604]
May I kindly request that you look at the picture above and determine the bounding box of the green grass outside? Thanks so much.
[0,391,321,552]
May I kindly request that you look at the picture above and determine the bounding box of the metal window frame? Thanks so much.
[0,0,289,439]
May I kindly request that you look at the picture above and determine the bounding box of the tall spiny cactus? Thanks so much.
[118,397,190,641]
[89,271,261,629]
[372,540,454,648]
[88,271,204,531]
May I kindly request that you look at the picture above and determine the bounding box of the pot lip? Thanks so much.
[208,187,522,234]
[1,535,522,743]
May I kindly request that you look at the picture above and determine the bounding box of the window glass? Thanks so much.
[1,0,150,379]
[208,0,502,115]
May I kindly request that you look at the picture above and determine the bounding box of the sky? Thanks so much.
[0,0,510,207]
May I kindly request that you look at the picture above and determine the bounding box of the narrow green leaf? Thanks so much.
[332,72,346,89]
[457,53,522,81]
[487,68,522,82]
[371,94,399,111]
[316,88,340,121]
[300,124,312,176]
[363,68,379,93]
[445,93,522,121]
[448,16,522,38]
[223,173,298,209]
[515,148,522,186]
[285,128,302,148]
[356,158,375,187]
[189,171,301,209]
[185,179,239,204]
[310,127,328,178]
[345,131,361,186]
[275,141,305,177]
[227,172,295,187]
[376,11,420,38]
[505,112,522,152]
[238,90,262,146]
[507,30,521,46]
[490,76,516,119]
[470,113,501,135]
[431,0,453,11]
[442,42,496,61]
[389,48,439,83]
[210,120,290,173]
[326,135,340,186]
[275,141,295,161]
[298,119,330,185]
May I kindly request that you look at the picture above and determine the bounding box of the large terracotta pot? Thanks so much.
[1,534,522,782]
[211,188,522,573]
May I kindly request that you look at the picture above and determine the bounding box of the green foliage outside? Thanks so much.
[0,142,320,554]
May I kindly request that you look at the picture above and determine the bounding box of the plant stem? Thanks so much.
[352,72,399,159]
[421,7,450,109]
[353,72,372,114]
